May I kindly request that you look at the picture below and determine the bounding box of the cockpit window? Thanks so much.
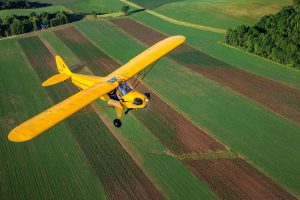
[118,82,133,96]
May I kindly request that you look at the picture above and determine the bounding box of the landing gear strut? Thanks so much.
[113,119,122,128]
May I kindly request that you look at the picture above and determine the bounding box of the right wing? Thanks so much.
[106,35,185,81]
[8,81,118,142]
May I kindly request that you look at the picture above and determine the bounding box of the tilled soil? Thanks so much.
[184,158,297,200]
[112,18,300,125]
[18,36,164,200]
[55,27,226,153]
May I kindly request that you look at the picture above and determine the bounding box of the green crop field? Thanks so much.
[18,36,163,199]
[129,0,183,9]
[1,0,300,199]
[40,27,217,200]
[75,20,300,195]
[62,0,125,13]
[153,0,292,29]
[0,0,125,18]
[132,12,300,90]
[0,4,67,18]
[0,39,106,199]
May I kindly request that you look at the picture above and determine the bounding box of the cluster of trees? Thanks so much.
[225,1,300,69]
[0,0,30,9]
[0,11,71,36]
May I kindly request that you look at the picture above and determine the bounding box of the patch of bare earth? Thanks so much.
[112,18,300,125]
[184,158,297,200]
[54,27,226,153]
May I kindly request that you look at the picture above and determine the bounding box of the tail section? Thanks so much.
[56,55,72,75]
[42,55,71,87]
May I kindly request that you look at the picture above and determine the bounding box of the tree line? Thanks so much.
[0,0,30,9]
[225,1,300,69]
[0,11,71,36]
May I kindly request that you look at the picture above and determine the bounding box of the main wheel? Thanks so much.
[113,119,122,128]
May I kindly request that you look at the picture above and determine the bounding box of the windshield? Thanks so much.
[118,82,133,96]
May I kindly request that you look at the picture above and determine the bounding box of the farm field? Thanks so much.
[0,39,107,199]
[44,23,297,199]
[60,0,125,13]
[18,36,163,200]
[75,20,300,196]
[153,0,292,29]
[0,4,67,18]
[0,0,125,18]
[54,26,226,154]
[41,28,218,200]
[1,0,300,199]
[129,0,183,9]
[111,18,300,125]
[132,12,300,90]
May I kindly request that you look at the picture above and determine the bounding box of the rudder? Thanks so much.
[56,55,72,75]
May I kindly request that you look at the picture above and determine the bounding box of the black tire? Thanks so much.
[113,119,122,128]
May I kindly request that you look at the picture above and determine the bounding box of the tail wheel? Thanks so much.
[113,119,122,128]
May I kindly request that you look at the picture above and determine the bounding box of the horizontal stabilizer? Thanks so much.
[42,74,70,87]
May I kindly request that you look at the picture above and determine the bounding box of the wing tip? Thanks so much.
[170,35,186,43]
[8,128,34,142]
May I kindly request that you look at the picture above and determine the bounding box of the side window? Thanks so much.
[118,82,132,96]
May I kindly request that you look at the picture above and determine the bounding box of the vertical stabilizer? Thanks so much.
[56,55,72,75]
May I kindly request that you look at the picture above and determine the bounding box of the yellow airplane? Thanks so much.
[8,35,185,142]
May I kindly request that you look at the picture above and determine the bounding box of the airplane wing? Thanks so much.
[8,81,119,142]
[107,35,185,81]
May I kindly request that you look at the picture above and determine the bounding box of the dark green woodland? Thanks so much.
[225,1,300,69]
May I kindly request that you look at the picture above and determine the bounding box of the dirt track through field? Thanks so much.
[112,18,300,125]
[54,26,226,153]
[184,158,297,200]
[18,36,164,200]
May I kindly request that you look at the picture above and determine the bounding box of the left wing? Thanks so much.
[106,35,185,81]
[8,81,118,142]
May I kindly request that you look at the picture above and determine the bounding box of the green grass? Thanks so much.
[63,0,125,13]
[40,31,81,66]
[0,5,68,18]
[18,36,162,199]
[41,26,217,199]
[104,108,218,200]
[75,20,300,195]
[154,0,291,29]
[0,38,106,200]
[53,25,222,154]
[38,0,82,4]
[132,12,300,90]
[130,0,183,9]
[0,0,125,18]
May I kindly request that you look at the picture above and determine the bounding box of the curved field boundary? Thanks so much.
[18,36,163,200]
[184,158,297,200]
[121,0,226,34]
[111,18,300,126]
[54,26,226,154]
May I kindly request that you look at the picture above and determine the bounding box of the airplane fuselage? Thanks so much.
[70,73,149,110]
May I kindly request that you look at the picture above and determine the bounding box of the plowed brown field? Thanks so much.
[54,27,226,153]
[112,18,300,125]
[184,158,297,200]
